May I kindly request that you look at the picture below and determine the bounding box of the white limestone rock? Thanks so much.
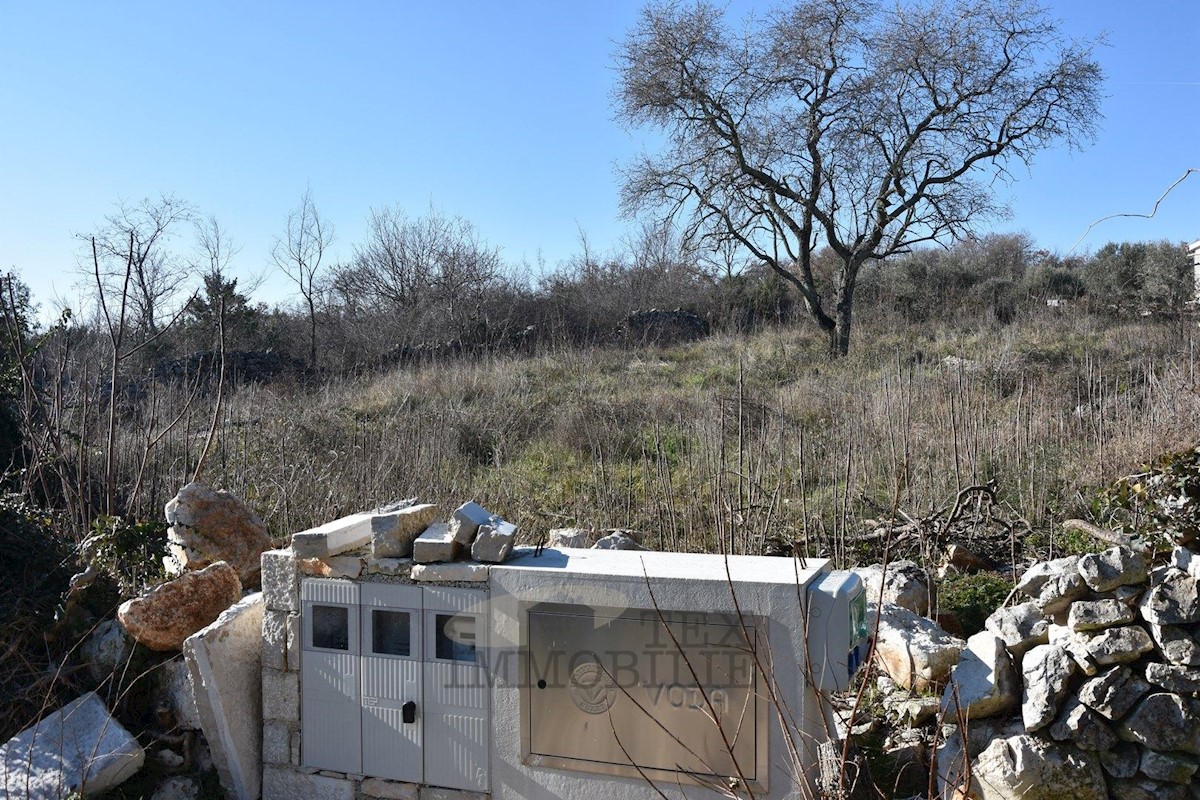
[412,522,461,564]
[969,734,1107,800]
[546,528,594,548]
[1017,556,1087,615]
[471,520,516,563]
[1144,662,1200,693]
[985,602,1049,658]
[410,562,489,582]
[160,657,201,730]
[1140,569,1200,626]
[591,532,646,551]
[1171,545,1200,580]
[856,560,931,615]
[1146,622,1200,666]
[372,504,441,559]
[1077,546,1147,593]
[1077,665,1151,721]
[1021,644,1076,732]
[870,602,965,692]
[291,512,373,559]
[1047,623,1098,676]
[80,619,132,683]
[0,691,145,799]
[1067,598,1134,631]
[1085,624,1155,666]
[448,501,493,545]
[1139,750,1199,784]
[1046,696,1117,751]
[941,632,1018,721]
[151,776,200,800]
[1117,692,1200,754]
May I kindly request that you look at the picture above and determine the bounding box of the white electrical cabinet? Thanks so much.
[301,579,489,791]
[361,583,423,782]
[301,579,361,773]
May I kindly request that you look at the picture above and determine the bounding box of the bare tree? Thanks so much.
[615,0,1103,356]
[87,194,196,337]
[337,204,501,320]
[272,189,334,368]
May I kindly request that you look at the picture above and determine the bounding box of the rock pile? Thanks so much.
[937,544,1200,799]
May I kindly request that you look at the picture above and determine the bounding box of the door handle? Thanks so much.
[402,701,416,724]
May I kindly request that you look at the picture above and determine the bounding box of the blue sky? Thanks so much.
[1,1,1197,316]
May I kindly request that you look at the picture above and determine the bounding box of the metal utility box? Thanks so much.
[524,603,767,791]
[300,579,489,792]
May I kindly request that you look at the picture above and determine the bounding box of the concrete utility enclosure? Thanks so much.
[270,536,866,800]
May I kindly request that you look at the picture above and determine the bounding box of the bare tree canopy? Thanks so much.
[336,205,502,316]
[615,0,1103,356]
[85,194,196,337]
[272,188,333,368]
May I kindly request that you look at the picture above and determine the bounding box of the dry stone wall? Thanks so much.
[937,544,1200,799]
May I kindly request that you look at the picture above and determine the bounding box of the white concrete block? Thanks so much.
[262,765,355,800]
[184,592,265,800]
[361,777,419,799]
[410,562,489,582]
[471,520,516,563]
[448,501,493,544]
[366,557,411,576]
[262,722,290,766]
[262,669,299,723]
[285,613,300,672]
[261,550,298,612]
[413,523,462,563]
[0,691,144,799]
[292,513,374,559]
[289,731,301,767]
[262,610,288,672]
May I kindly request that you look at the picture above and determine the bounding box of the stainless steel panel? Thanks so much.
[523,603,766,792]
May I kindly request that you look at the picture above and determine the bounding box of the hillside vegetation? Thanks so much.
[84,311,1200,563]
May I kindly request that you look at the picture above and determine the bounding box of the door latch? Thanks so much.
[402,701,416,724]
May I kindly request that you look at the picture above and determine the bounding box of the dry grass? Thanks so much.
[81,311,1200,567]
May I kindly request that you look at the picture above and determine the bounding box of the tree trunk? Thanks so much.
[307,296,317,369]
[832,303,852,358]
[830,265,858,358]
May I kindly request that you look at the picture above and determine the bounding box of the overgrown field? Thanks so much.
[101,311,1200,565]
